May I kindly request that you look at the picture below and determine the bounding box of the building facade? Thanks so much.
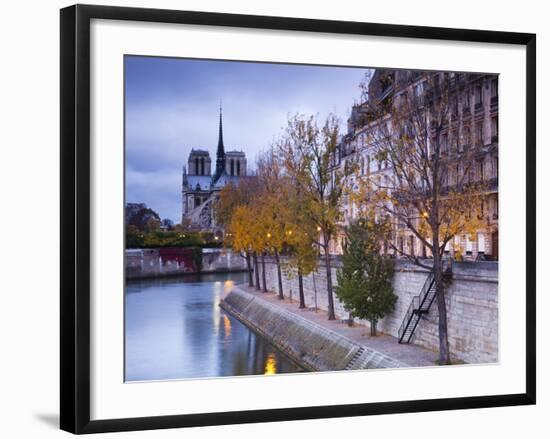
[332,69,499,260]
[181,107,247,230]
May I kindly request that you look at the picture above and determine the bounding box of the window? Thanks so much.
[478,233,486,253]
[442,133,448,154]
[237,160,241,176]
[463,125,470,150]
[475,85,482,106]
[466,235,473,253]
[230,159,234,176]
[475,123,483,146]
[452,129,458,152]
[463,91,470,110]
[478,159,485,182]
[414,82,423,98]
[468,164,475,184]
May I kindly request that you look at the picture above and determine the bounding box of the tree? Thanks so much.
[216,178,261,287]
[285,232,318,309]
[125,224,144,248]
[354,70,486,363]
[255,148,293,300]
[145,218,161,233]
[335,219,396,336]
[214,177,260,228]
[281,182,319,309]
[126,206,161,231]
[227,205,256,287]
[278,114,353,319]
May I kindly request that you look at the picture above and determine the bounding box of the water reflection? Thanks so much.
[125,272,302,381]
[264,353,277,375]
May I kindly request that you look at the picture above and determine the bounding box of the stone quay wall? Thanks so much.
[258,257,498,364]
[221,286,406,371]
[125,248,247,279]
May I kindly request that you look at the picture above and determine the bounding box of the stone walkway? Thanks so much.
[228,284,439,368]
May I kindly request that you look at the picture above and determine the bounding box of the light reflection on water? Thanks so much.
[264,353,277,375]
[125,272,302,381]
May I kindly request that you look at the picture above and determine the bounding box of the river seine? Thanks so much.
[125,272,302,381]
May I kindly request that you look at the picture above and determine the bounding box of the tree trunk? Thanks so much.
[370,319,377,336]
[245,251,253,287]
[433,237,451,365]
[298,269,305,309]
[253,251,260,290]
[274,249,284,300]
[323,242,336,320]
[261,252,267,292]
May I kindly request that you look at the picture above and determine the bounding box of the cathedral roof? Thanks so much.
[211,172,242,189]
[186,175,212,191]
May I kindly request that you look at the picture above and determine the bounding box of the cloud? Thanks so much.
[125,57,368,222]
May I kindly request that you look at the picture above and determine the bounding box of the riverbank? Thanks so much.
[221,284,438,372]
[259,257,498,364]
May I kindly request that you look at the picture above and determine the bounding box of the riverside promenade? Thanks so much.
[222,284,438,369]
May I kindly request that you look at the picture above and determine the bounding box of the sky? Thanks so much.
[125,56,369,223]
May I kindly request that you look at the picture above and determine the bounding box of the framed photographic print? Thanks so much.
[60,4,536,434]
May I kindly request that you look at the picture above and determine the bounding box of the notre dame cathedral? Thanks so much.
[181,107,247,230]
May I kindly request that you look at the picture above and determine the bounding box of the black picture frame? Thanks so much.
[60,4,536,434]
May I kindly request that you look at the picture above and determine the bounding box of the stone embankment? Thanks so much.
[125,248,247,279]
[259,258,498,364]
[220,285,435,372]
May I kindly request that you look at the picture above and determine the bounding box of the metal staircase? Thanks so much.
[398,271,437,344]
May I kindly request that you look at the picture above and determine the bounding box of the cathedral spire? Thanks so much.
[213,102,226,183]
[217,102,225,158]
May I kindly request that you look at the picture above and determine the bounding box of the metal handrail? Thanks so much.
[398,271,435,343]
[417,272,436,311]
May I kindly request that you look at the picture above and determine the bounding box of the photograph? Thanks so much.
[124,56,499,382]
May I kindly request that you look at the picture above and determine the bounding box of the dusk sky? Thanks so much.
[125,56,369,222]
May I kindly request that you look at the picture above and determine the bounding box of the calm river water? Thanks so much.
[125,272,302,381]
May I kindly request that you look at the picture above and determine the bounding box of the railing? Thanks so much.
[398,296,419,343]
[398,271,436,343]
